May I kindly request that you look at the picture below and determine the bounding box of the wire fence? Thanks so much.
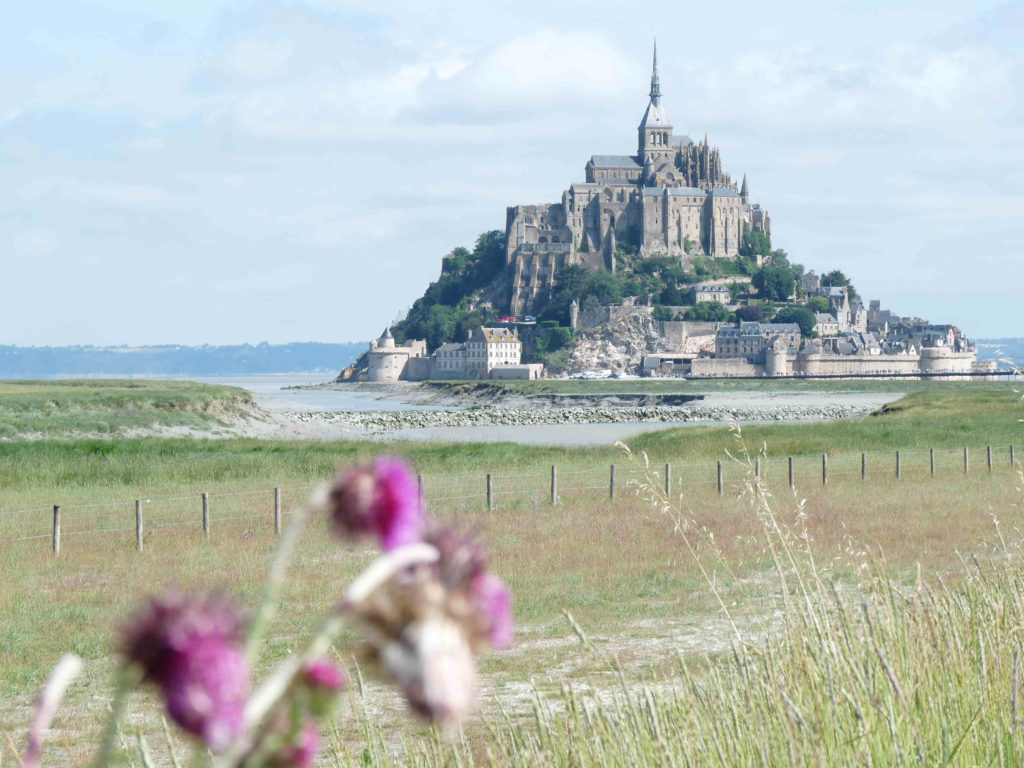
[2,442,1020,555]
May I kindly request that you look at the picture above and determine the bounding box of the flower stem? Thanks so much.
[89,667,134,768]
[245,497,312,664]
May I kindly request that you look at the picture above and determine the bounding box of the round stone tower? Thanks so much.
[765,336,789,377]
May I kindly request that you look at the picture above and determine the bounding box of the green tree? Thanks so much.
[773,306,817,338]
[652,305,675,321]
[735,304,766,322]
[821,270,858,299]
[806,296,830,312]
[740,225,771,259]
[751,266,796,302]
[683,302,734,322]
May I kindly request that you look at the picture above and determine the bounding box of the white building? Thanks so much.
[694,284,732,304]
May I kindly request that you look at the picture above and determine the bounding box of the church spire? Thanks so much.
[649,32,661,106]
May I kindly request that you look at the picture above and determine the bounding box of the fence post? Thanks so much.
[551,465,558,505]
[52,505,61,555]
[861,452,866,481]
[896,450,901,479]
[822,453,828,486]
[664,463,671,496]
[987,445,993,472]
[610,464,616,500]
[717,461,723,496]
[202,492,209,537]
[274,487,282,536]
[487,474,494,511]
[135,500,143,553]
[1012,445,1017,468]
[964,447,970,474]
[755,458,761,480]
[930,449,935,477]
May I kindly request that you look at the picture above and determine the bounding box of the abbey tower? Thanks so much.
[506,40,771,316]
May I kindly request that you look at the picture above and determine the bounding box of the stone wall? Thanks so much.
[690,357,761,377]
[919,348,975,373]
[793,354,920,376]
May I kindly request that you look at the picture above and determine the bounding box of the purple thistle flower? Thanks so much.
[271,723,320,768]
[329,457,422,551]
[470,572,514,649]
[369,457,422,551]
[303,658,346,692]
[121,592,250,752]
[300,658,346,716]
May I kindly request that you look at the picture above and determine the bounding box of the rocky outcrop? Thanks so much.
[568,310,661,375]
[289,402,876,431]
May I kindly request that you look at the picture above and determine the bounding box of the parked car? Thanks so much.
[521,315,537,324]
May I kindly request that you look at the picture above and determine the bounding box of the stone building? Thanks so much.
[366,328,428,382]
[694,284,732,304]
[366,326,542,381]
[506,40,770,316]
[715,322,801,359]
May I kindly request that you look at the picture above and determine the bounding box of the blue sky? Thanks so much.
[2,1,1022,345]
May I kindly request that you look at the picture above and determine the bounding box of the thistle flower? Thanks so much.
[299,658,346,716]
[269,723,320,768]
[120,592,249,752]
[426,527,514,649]
[329,457,422,551]
[469,571,514,649]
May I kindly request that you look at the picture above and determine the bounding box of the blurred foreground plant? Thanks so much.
[18,456,512,767]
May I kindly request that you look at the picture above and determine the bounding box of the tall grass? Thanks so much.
[328,439,1024,766]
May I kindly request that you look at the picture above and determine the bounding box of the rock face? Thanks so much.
[568,311,662,375]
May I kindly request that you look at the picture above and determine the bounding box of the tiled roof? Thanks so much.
[589,155,642,169]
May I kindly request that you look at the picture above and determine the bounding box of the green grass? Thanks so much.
[0,383,1018,505]
[3,379,1024,765]
[0,380,254,438]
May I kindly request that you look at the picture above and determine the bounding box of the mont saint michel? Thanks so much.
[506,41,770,316]
[363,41,982,383]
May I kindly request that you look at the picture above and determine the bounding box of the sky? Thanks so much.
[2,1,1022,346]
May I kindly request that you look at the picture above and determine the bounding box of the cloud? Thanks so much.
[225,28,639,140]
[219,37,294,80]
[410,29,637,121]
[681,43,1017,137]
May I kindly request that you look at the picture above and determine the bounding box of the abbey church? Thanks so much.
[506,41,771,315]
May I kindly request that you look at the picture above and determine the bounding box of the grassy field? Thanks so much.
[0,379,254,438]
[2,379,1024,765]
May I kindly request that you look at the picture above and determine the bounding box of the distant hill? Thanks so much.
[0,342,365,377]
[976,338,1024,369]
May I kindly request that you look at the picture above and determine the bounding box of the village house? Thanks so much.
[693,284,732,304]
